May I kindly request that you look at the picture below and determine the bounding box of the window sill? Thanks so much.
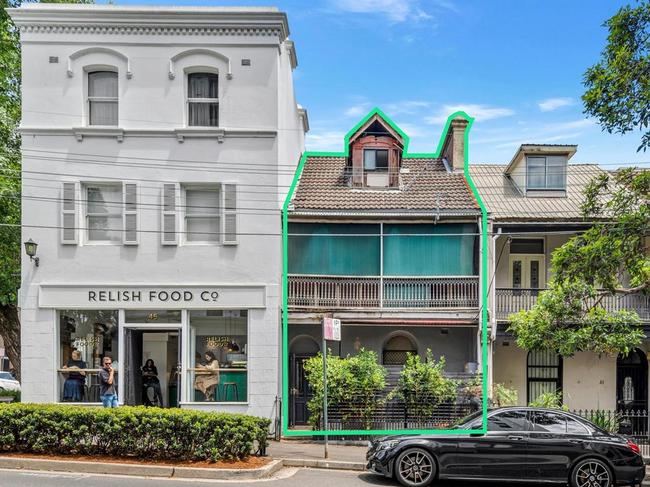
[175,127,225,143]
[73,126,124,142]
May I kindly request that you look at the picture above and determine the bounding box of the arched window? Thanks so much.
[187,72,219,127]
[382,334,417,366]
[527,350,562,404]
[88,71,118,126]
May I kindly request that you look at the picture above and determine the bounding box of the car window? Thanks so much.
[565,416,590,435]
[532,411,567,434]
[0,372,13,380]
[488,410,528,432]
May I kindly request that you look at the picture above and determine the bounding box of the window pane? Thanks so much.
[87,185,121,215]
[88,71,117,98]
[124,310,182,323]
[188,73,218,98]
[58,309,118,403]
[510,239,544,254]
[546,156,566,189]
[88,216,122,242]
[189,310,248,403]
[533,412,566,434]
[364,150,376,170]
[186,216,220,242]
[512,260,522,288]
[188,102,219,127]
[566,416,589,435]
[186,188,220,216]
[488,410,528,431]
[89,101,118,126]
[375,150,389,169]
[527,157,546,189]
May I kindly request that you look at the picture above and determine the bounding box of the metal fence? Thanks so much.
[573,409,650,457]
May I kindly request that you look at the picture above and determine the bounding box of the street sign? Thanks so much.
[323,317,341,341]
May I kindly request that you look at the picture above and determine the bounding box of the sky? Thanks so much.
[96,0,649,167]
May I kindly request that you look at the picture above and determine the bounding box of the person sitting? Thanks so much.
[141,359,164,407]
[194,351,220,401]
[62,350,86,402]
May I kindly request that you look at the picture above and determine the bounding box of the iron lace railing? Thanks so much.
[496,288,650,321]
[288,275,479,310]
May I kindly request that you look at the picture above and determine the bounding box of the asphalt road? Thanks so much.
[0,467,589,487]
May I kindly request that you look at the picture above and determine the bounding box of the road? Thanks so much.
[0,467,604,487]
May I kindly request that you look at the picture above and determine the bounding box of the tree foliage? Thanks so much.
[509,168,649,357]
[303,349,386,430]
[583,1,650,152]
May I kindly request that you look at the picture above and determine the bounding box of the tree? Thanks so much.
[0,0,93,381]
[509,168,649,357]
[583,2,650,152]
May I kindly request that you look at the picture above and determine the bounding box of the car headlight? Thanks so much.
[377,439,401,451]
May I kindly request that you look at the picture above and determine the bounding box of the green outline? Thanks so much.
[281,108,489,436]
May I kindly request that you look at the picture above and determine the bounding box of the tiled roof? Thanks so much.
[469,163,606,221]
[290,156,479,214]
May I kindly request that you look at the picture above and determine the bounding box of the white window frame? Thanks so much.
[363,148,389,171]
[87,70,119,127]
[186,71,219,127]
[526,155,567,190]
[182,184,221,245]
[83,182,123,245]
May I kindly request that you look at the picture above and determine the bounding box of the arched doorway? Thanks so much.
[289,335,320,426]
[527,350,562,404]
[616,348,648,412]
[382,333,418,366]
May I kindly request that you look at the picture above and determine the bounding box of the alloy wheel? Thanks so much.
[574,460,611,487]
[396,448,435,487]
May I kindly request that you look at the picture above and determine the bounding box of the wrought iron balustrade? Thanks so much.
[288,274,479,309]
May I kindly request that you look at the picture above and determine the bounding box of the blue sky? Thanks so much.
[99,0,649,167]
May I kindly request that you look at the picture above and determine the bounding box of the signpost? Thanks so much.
[322,317,341,459]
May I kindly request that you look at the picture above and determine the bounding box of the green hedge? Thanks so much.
[0,404,270,462]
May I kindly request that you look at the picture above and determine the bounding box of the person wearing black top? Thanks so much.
[62,350,86,401]
[142,359,163,406]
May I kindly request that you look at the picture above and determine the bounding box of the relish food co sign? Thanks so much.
[38,284,266,309]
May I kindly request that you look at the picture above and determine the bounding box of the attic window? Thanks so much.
[526,156,567,190]
[364,149,388,171]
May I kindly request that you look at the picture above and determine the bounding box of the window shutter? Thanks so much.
[61,182,78,244]
[161,183,179,245]
[123,182,138,245]
[222,183,237,245]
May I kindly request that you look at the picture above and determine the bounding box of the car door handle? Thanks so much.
[508,435,525,441]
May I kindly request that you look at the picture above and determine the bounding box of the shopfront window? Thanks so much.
[58,309,118,403]
[189,310,247,403]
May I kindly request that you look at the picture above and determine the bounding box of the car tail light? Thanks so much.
[627,439,641,455]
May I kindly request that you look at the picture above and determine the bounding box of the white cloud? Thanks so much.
[329,0,448,23]
[344,103,371,118]
[424,104,515,124]
[538,97,574,112]
[306,131,346,151]
[385,100,430,115]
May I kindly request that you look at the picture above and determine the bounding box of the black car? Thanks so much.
[367,407,645,487]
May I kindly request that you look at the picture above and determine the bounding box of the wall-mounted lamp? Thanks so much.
[24,239,39,267]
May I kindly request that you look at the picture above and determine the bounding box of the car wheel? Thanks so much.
[394,448,436,487]
[571,458,613,487]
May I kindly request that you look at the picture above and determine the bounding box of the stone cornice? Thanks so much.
[8,6,289,41]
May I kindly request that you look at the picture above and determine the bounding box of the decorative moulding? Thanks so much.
[72,127,125,142]
[168,48,232,80]
[67,47,132,79]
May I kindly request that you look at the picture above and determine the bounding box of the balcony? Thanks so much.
[495,288,650,321]
[288,275,479,310]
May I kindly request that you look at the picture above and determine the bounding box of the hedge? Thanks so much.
[0,404,270,462]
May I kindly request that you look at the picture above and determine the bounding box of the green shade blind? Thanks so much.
[288,223,380,276]
[383,223,476,276]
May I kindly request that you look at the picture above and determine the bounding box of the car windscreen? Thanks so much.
[0,372,14,380]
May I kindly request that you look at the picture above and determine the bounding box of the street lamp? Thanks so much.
[24,239,39,267]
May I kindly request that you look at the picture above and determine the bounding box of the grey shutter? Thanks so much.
[61,182,78,244]
[222,183,237,245]
[161,183,179,245]
[123,182,138,245]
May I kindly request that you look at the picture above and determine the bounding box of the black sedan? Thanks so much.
[366,407,645,487]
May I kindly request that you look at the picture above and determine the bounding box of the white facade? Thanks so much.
[12,4,306,420]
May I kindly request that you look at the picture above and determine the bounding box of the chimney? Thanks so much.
[441,116,469,171]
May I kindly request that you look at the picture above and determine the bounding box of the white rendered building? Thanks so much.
[10,4,307,420]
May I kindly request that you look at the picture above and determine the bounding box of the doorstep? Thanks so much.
[0,456,284,480]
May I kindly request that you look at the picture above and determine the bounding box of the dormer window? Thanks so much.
[526,155,567,190]
[364,149,389,171]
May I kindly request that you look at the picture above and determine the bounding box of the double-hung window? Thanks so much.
[86,183,122,242]
[187,73,219,127]
[184,185,221,242]
[526,156,567,190]
[363,149,389,171]
[88,71,118,126]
